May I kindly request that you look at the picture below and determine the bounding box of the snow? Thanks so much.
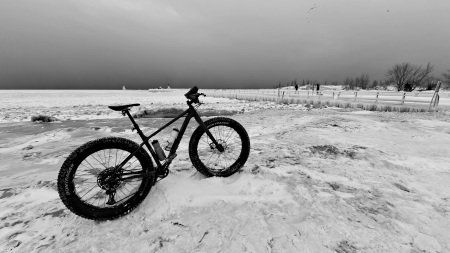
[1,90,450,252]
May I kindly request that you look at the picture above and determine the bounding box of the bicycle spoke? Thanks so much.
[200,139,210,147]
[84,190,104,204]
[217,154,225,170]
[224,130,237,143]
[226,140,242,147]
[102,150,107,167]
[214,126,222,141]
[117,188,128,199]
[122,157,139,170]
[114,149,119,166]
[78,185,99,199]
[107,149,112,167]
[117,149,125,166]
[205,151,215,165]
[99,150,108,167]
[212,154,221,166]
[81,159,102,173]
[73,177,97,185]
[222,153,237,166]
[90,153,108,169]
[115,191,135,204]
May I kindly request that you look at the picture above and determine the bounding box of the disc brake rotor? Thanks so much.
[209,139,231,154]
[97,168,122,191]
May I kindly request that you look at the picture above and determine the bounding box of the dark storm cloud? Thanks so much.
[0,0,449,89]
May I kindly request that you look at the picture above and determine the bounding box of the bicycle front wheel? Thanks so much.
[189,117,250,177]
[57,137,155,220]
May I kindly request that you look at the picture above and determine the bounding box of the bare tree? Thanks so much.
[379,80,388,89]
[359,74,370,89]
[343,77,355,90]
[386,62,434,91]
[442,69,450,88]
[354,77,361,89]
[423,76,438,90]
[386,62,414,91]
[407,62,434,91]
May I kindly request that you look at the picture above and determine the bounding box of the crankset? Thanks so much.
[156,153,177,181]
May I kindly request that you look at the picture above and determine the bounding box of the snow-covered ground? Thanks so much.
[1,90,450,252]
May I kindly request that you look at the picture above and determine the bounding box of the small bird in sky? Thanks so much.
[306,3,317,23]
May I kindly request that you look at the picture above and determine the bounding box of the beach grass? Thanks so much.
[212,93,438,112]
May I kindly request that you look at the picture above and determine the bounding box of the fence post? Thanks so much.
[401,92,406,104]
[376,92,379,103]
[429,81,442,109]
[434,94,440,106]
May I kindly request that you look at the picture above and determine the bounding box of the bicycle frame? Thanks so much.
[113,100,223,180]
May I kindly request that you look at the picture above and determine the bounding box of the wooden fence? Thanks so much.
[207,89,444,107]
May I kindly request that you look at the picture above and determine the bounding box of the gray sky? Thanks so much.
[1,0,449,89]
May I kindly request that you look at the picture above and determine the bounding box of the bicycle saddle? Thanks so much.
[108,103,140,111]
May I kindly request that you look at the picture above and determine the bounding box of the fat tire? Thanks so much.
[189,117,250,177]
[57,137,155,220]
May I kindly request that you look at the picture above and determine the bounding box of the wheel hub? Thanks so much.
[97,168,122,191]
[210,139,228,154]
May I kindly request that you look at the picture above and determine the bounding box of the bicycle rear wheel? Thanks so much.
[57,137,155,220]
[189,117,250,177]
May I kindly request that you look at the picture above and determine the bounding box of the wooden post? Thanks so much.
[401,92,406,104]
[277,89,279,103]
[434,94,440,106]
[375,92,379,103]
[429,81,442,109]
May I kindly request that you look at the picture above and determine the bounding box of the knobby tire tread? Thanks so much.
[57,137,154,221]
[189,117,250,177]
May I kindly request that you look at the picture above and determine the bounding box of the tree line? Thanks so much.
[276,63,450,91]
